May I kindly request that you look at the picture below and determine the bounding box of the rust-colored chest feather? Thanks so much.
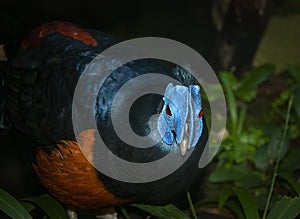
[33,129,129,209]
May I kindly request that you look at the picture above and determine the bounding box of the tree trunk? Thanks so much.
[209,0,273,77]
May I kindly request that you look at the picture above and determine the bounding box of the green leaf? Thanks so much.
[21,202,36,213]
[236,89,257,102]
[272,88,293,108]
[209,165,261,185]
[278,173,300,196]
[254,191,280,212]
[217,186,259,219]
[225,71,240,89]
[255,144,270,171]
[288,124,300,139]
[266,196,300,219]
[218,187,232,211]
[234,174,264,188]
[132,203,190,219]
[225,200,245,219]
[254,194,268,211]
[231,186,260,219]
[266,126,289,161]
[22,194,68,219]
[236,64,274,102]
[219,71,238,133]
[280,147,300,173]
[208,168,243,183]
[246,64,275,86]
[0,188,33,219]
[288,65,300,83]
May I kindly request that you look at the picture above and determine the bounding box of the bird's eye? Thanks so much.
[166,105,172,116]
[198,109,203,118]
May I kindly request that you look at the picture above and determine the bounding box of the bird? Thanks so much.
[1,21,208,211]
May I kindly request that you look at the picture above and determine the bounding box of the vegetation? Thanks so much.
[0,188,68,219]
[204,64,300,219]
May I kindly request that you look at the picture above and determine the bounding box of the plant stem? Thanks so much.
[262,94,294,219]
[237,105,247,135]
[187,192,198,219]
[121,207,131,219]
[220,72,238,135]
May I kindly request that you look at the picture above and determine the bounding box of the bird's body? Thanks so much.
[2,22,208,209]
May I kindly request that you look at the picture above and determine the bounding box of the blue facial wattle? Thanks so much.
[157,83,203,155]
[189,85,203,147]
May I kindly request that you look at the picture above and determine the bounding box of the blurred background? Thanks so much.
[1,0,299,75]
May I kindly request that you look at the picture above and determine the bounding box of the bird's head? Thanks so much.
[158,83,203,156]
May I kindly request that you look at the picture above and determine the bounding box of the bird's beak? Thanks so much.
[179,123,189,156]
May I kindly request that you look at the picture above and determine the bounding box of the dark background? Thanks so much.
[0,0,281,76]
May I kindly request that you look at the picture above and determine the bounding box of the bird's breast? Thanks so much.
[33,129,130,209]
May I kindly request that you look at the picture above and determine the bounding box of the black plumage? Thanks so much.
[3,22,208,208]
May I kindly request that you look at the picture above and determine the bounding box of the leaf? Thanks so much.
[255,144,270,171]
[278,173,300,196]
[266,126,289,161]
[236,64,274,102]
[236,89,257,102]
[234,174,264,188]
[288,65,300,83]
[208,168,243,183]
[218,187,232,211]
[246,64,275,86]
[217,186,259,219]
[288,124,300,140]
[254,194,268,211]
[209,165,261,185]
[132,203,190,219]
[225,71,240,89]
[0,188,33,219]
[266,196,300,219]
[280,147,300,173]
[272,88,293,108]
[225,200,245,219]
[254,192,281,212]
[219,71,238,133]
[21,202,36,213]
[231,186,260,219]
[22,194,68,219]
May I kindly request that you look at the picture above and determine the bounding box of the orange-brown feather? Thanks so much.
[21,21,98,49]
[33,129,129,209]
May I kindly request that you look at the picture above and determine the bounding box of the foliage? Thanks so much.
[205,64,300,219]
[0,189,68,219]
[0,188,32,219]
[132,203,191,219]
[217,64,274,168]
